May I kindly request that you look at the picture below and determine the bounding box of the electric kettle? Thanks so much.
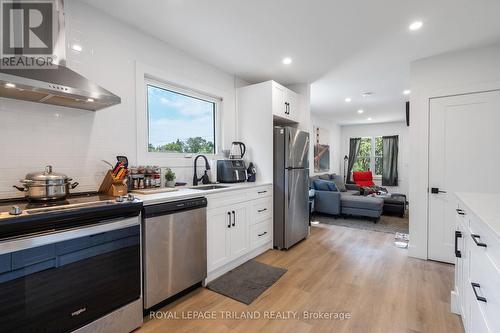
[229,141,246,159]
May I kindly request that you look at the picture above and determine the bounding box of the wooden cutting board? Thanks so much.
[131,187,179,194]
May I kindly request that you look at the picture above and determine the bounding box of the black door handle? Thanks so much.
[258,208,267,213]
[471,234,487,247]
[455,231,462,258]
[471,282,487,302]
[431,187,447,194]
[231,211,235,227]
[227,212,231,228]
[258,231,268,237]
[456,208,465,215]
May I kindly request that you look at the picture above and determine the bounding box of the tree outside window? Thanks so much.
[352,137,383,176]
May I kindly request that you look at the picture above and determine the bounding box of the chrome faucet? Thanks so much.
[193,155,211,186]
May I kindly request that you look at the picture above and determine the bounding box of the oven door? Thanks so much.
[0,217,141,333]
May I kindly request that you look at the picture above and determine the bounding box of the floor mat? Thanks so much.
[206,260,287,305]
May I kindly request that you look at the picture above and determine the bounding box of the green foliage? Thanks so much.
[164,168,175,181]
[149,137,214,154]
[352,137,383,175]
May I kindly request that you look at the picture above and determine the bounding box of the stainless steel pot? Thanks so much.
[13,165,79,201]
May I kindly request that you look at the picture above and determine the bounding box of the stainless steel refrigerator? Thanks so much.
[273,126,310,249]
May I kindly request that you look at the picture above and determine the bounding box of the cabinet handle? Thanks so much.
[227,212,231,228]
[455,231,462,258]
[258,208,267,213]
[258,231,268,237]
[471,282,487,303]
[231,211,235,227]
[471,234,487,248]
[258,190,267,194]
[456,208,465,215]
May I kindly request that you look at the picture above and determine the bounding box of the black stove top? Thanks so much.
[0,192,143,240]
[0,192,114,211]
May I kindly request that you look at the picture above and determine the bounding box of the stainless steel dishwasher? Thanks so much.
[142,197,207,309]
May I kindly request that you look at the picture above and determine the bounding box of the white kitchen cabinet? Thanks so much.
[271,81,299,122]
[238,80,301,183]
[284,88,299,122]
[207,208,232,270]
[453,193,500,333]
[207,202,248,271]
[272,84,286,118]
[229,203,249,258]
[205,185,273,282]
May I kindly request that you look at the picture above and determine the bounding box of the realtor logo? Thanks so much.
[1,0,55,68]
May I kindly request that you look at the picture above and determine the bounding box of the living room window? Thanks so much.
[146,80,220,155]
[352,136,383,176]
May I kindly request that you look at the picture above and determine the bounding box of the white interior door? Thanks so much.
[428,90,500,263]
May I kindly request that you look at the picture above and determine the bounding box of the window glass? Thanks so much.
[147,84,216,154]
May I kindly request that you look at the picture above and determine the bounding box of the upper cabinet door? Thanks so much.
[285,90,299,122]
[272,84,286,118]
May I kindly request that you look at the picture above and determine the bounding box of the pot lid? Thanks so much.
[24,165,70,182]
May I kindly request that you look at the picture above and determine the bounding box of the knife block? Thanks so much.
[99,170,128,197]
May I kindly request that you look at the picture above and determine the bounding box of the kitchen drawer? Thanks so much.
[250,219,272,249]
[0,254,11,274]
[248,185,272,200]
[467,278,491,333]
[207,189,248,209]
[11,244,55,270]
[470,242,500,333]
[469,214,500,270]
[250,198,272,225]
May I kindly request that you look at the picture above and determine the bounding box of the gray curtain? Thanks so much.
[347,138,361,182]
[382,135,399,186]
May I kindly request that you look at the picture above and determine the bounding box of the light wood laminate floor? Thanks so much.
[137,224,464,333]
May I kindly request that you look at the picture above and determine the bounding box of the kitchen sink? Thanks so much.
[190,185,229,191]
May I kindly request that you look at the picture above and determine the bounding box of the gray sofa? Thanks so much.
[310,174,383,221]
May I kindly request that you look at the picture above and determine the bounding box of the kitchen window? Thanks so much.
[146,81,219,155]
[352,136,383,176]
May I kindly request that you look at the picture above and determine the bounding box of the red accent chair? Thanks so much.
[352,171,375,187]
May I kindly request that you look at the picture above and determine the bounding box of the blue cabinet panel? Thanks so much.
[0,254,11,274]
[11,244,56,270]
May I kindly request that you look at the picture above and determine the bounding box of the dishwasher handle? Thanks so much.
[143,197,207,218]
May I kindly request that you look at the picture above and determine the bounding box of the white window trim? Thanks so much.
[135,62,227,165]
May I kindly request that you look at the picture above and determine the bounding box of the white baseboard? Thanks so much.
[450,289,461,315]
[205,241,273,284]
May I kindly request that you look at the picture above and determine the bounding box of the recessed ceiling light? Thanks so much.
[357,109,364,114]
[282,57,292,65]
[367,117,372,121]
[5,83,16,88]
[71,44,83,52]
[403,89,411,95]
[87,98,94,102]
[345,97,352,103]
[409,21,423,31]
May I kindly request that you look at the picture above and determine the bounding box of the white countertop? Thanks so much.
[456,192,500,237]
[134,182,272,206]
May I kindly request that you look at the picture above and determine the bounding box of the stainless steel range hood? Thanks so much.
[0,0,120,111]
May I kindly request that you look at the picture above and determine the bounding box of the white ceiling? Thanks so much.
[83,0,500,125]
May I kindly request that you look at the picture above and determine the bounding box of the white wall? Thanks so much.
[340,122,409,196]
[409,43,500,259]
[309,113,341,175]
[0,0,239,198]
